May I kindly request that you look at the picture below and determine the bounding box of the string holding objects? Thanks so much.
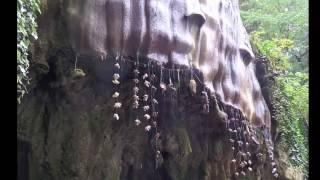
[90,53,277,176]
[71,54,86,79]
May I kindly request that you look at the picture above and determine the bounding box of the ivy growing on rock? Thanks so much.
[17,0,41,103]
[251,31,308,178]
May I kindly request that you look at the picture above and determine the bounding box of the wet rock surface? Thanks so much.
[65,0,269,128]
[17,0,300,179]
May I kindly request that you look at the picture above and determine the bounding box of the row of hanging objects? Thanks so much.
[128,56,163,169]
[263,127,279,178]
[142,61,152,131]
[224,103,279,178]
[132,55,141,126]
[225,107,253,177]
[106,54,277,176]
[112,54,121,120]
[147,62,163,169]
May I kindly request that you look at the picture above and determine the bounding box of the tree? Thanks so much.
[240,0,309,177]
[240,0,308,72]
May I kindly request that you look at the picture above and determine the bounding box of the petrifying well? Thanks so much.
[66,0,270,129]
[18,0,281,179]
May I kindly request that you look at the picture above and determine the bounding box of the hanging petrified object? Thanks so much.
[210,94,228,122]
[133,78,139,84]
[167,70,177,94]
[143,94,149,102]
[114,102,122,109]
[143,105,150,111]
[150,74,156,81]
[152,99,158,105]
[201,91,210,114]
[188,63,197,95]
[143,73,148,80]
[151,84,157,89]
[113,73,120,80]
[152,121,157,127]
[159,66,167,93]
[114,63,120,69]
[132,101,139,109]
[160,82,167,92]
[133,94,139,100]
[144,80,151,88]
[272,168,277,174]
[112,73,120,84]
[133,87,139,94]
[133,69,140,76]
[113,113,119,120]
[189,79,197,95]
[251,136,260,145]
[168,84,176,92]
[112,92,119,98]
[145,125,151,132]
[144,114,151,120]
[71,55,86,80]
[135,119,141,126]
[152,112,158,118]
[155,150,164,169]
[71,68,86,80]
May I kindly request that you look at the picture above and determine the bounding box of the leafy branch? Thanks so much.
[17,0,41,103]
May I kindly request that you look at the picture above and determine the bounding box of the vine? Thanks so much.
[251,31,309,178]
[17,0,41,103]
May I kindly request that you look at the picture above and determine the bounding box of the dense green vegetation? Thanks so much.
[17,0,41,103]
[240,0,308,177]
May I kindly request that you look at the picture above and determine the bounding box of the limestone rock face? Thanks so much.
[65,0,270,128]
[17,0,287,180]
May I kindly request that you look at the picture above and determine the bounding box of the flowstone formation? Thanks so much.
[17,0,287,179]
[66,0,270,128]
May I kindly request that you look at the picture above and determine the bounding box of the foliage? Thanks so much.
[17,0,41,103]
[272,72,308,173]
[240,0,308,72]
[251,31,293,71]
[250,30,309,177]
[241,0,309,177]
